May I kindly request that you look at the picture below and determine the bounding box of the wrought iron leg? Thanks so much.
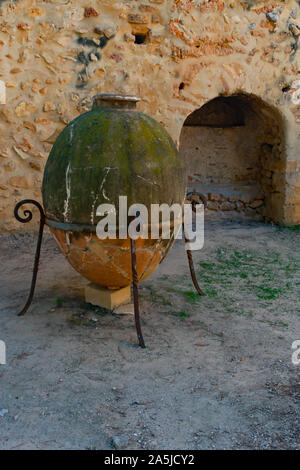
[130,238,146,348]
[186,247,206,296]
[183,220,206,297]
[14,199,45,316]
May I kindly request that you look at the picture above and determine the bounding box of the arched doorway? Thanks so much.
[179,94,286,223]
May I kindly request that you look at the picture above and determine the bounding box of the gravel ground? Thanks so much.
[0,218,299,450]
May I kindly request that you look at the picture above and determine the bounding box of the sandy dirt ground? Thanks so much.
[0,218,299,450]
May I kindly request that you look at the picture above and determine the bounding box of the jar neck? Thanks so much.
[93,94,140,110]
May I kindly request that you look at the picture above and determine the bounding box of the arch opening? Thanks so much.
[179,94,286,223]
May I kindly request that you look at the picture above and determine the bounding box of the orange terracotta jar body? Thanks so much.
[50,228,173,289]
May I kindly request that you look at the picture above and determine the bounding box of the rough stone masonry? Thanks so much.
[0,0,299,230]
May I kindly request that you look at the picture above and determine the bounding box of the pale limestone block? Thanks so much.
[85,283,131,310]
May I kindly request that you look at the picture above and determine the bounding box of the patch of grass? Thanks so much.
[183,291,201,303]
[56,296,62,308]
[205,288,218,297]
[142,243,299,324]
[271,321,289,328]
[143,285,172,306]
[189,246,300,316]
[260,319,289,328]
[282,225,300,231]
[239,273,248,279]
[255,286,283,300]
[168,310,190,318]
[158,275,169,281]
[198,249,292,295]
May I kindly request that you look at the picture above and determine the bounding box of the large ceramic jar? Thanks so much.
[42,94,186,289]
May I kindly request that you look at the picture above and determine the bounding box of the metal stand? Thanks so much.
[186,247,206,296]
[14,199,45,316]
[130,238,146,348]
[13,193,205,341]
[185,190,207,297]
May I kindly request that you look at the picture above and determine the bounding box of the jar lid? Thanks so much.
[94,94,140,103]
[93,94,141,110]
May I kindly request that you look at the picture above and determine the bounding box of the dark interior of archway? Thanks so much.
[184,97,245,127]
[179,95,284,221]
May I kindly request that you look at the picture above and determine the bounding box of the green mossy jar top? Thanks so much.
[42,94,186,227]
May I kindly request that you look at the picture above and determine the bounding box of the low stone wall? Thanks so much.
[206,191,265,219]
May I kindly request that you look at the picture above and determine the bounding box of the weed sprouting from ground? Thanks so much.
[168,310,190,319]
[183,291,200,303]
[143,285,173,306]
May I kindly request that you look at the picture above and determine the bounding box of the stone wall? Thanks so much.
[0,0,299,230]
